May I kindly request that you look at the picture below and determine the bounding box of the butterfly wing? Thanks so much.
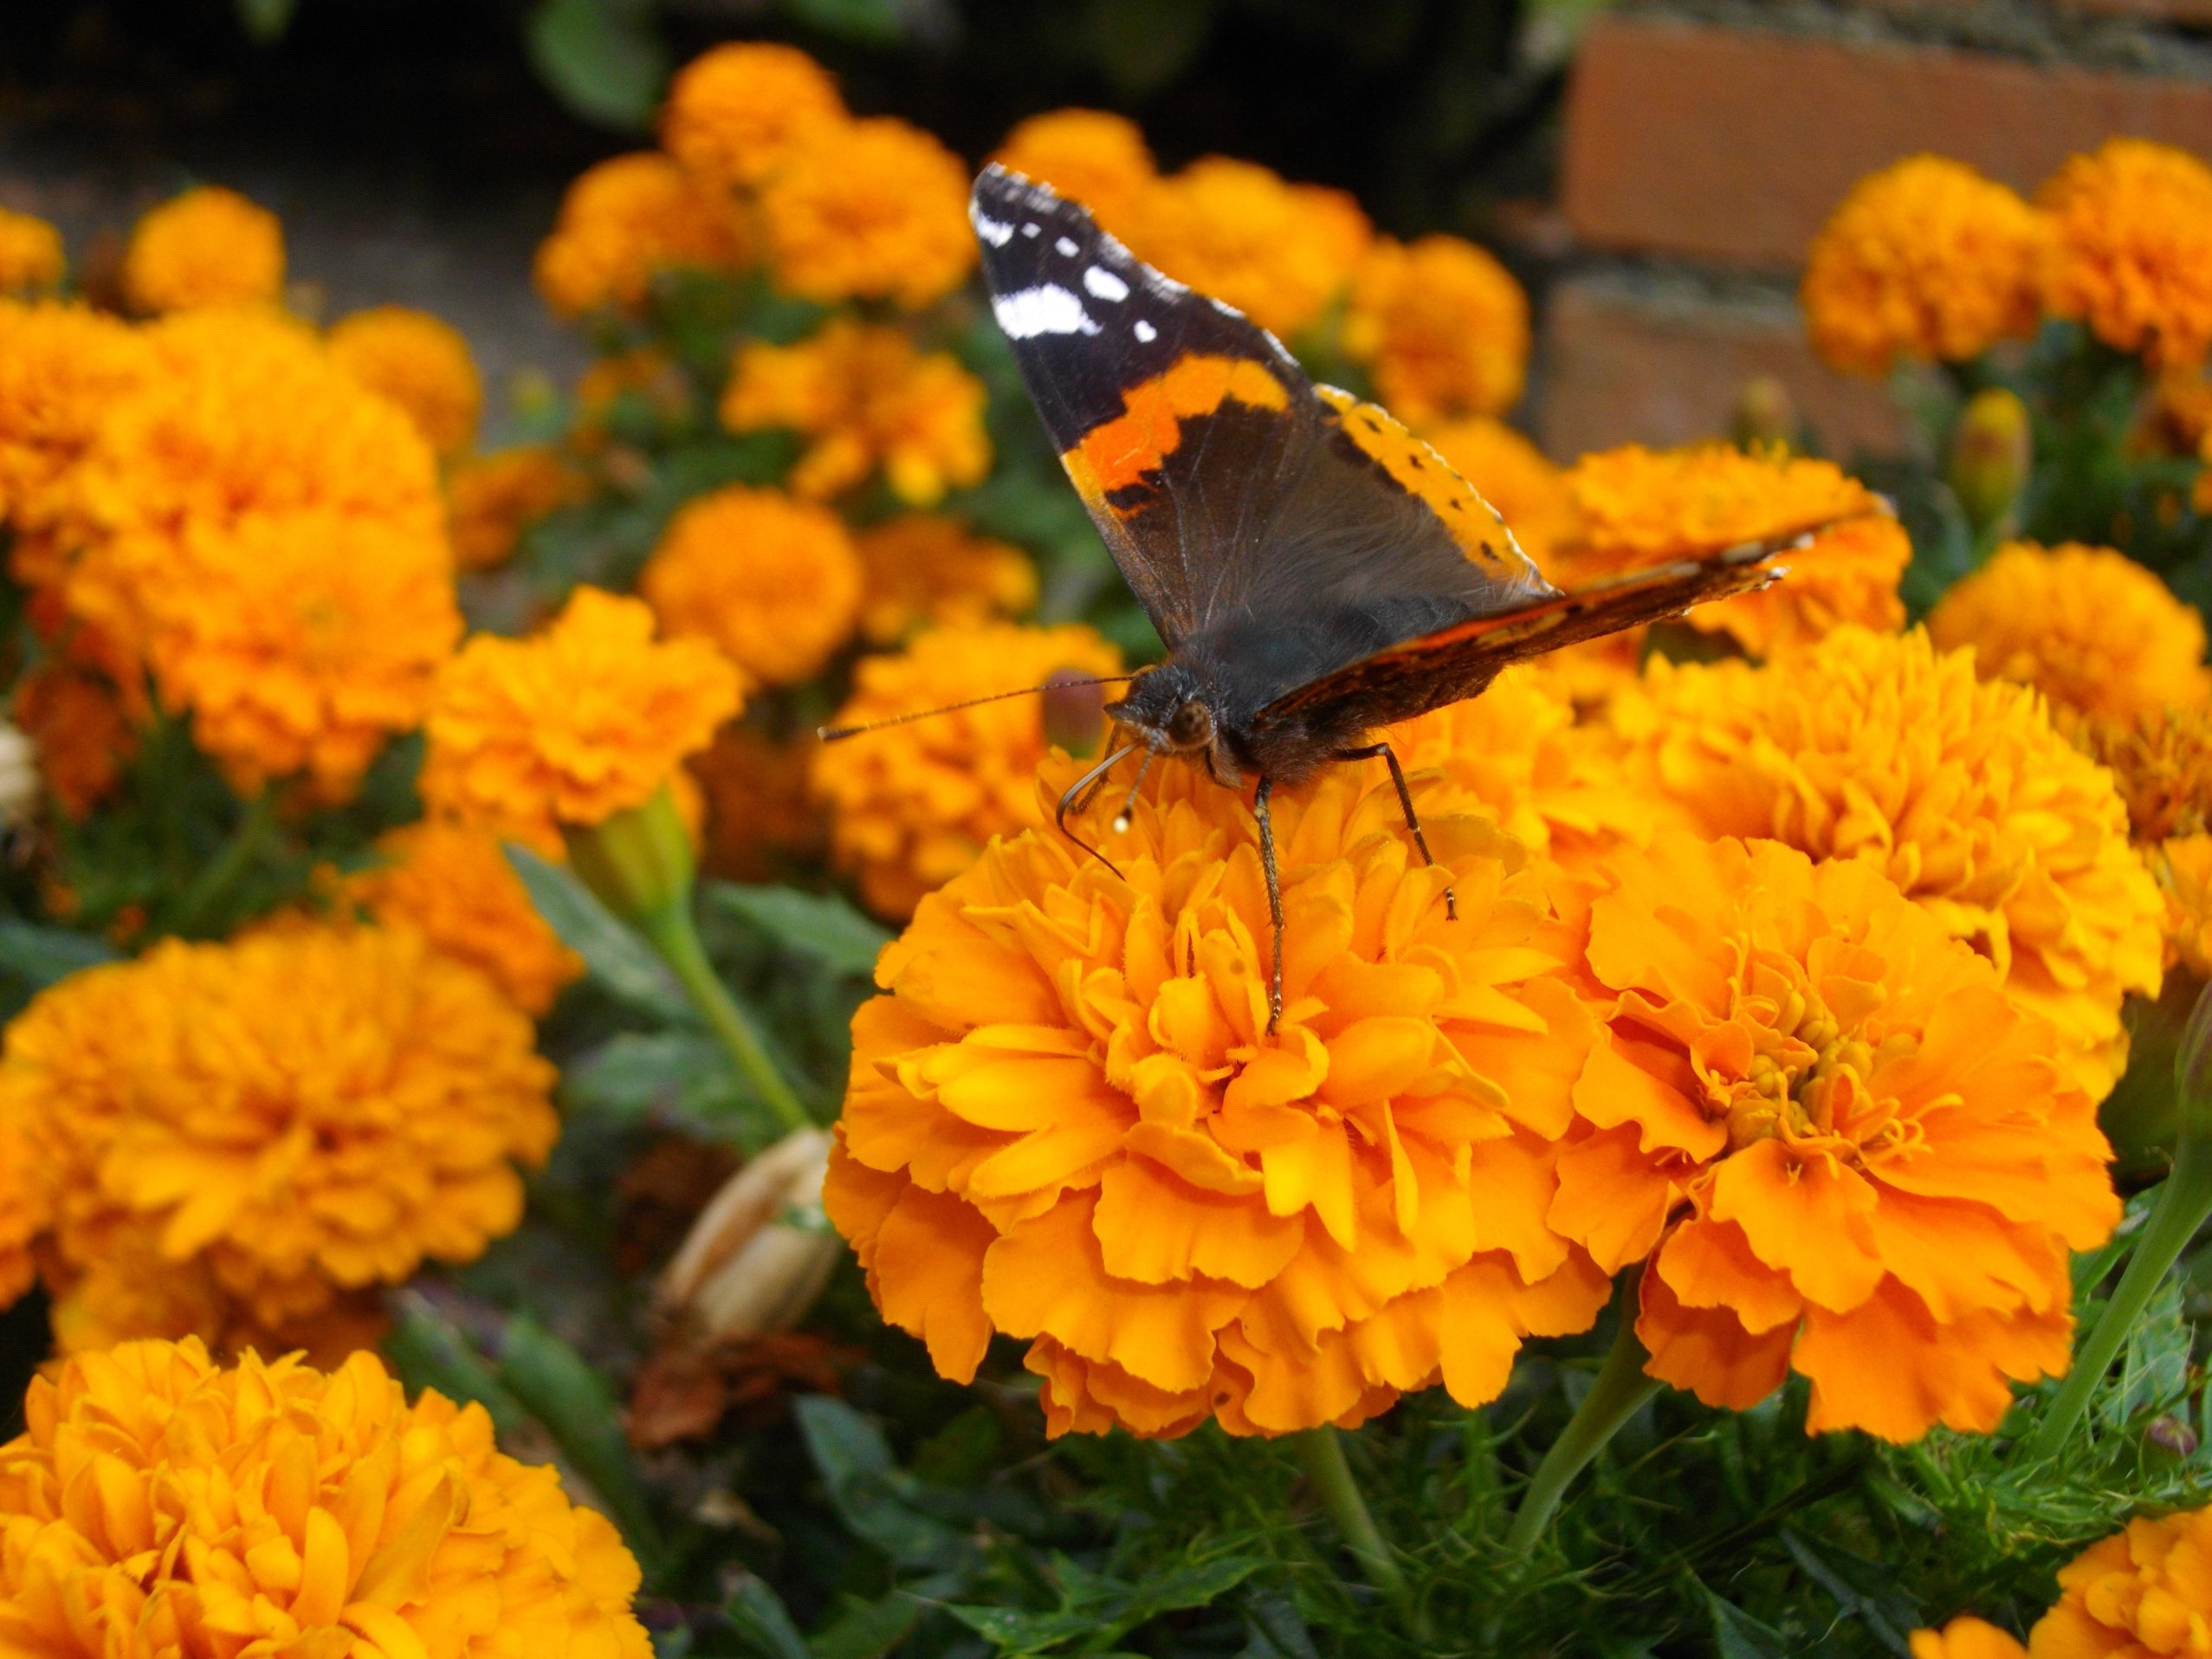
[972,166,1555,651]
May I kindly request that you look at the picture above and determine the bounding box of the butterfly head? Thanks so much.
[1105,665,1243,787]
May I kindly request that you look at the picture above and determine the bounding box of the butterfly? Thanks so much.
[972,163,1805,1029]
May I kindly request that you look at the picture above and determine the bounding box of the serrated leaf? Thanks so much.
[561,1029,735,1118]
[1707,1593,1790,1659]
[0,920,119,988]
[1238,1592,1318,1659]
[707,884,890,979]
[505,845,689,1020]
[807,1592,922,1659]
[525,0,669,132]
[382,1294,530,1442]
[794,1396,973,1573]
[725,1575,811,1659]
[498,1317,666,1572]
[1782,1530,1920,1654]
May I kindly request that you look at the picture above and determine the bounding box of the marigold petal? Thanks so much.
[1637,1259,1792,1410]
[1652,1217,1803,1334]
[1094,1160,1302,1289]
[870,1183,996,1384]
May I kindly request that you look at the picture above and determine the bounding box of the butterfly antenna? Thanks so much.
[1111,742,1161,833]
[817,675,1135,742]
[1055,743,1135,880]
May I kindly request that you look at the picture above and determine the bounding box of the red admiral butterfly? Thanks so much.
[957,165,1803,1028]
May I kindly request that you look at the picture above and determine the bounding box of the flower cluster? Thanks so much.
[643,484,863,687]
[327,302,484,457]
[119,185,285,314]
[0,1339,651,1659]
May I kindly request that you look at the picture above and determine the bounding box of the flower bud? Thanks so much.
[1947,387,2033,535]
[2176,973,2212,1140]
[0,720,39,826]
[1730,374,1797,450]
[564,781,695,930]
[656,1126,838,1344]
[1041,667,1107,758]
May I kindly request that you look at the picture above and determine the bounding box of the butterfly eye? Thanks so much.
[1167,702,1213,748]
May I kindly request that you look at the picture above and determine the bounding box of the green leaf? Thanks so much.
[561,1030,735,1118]
[706,884,890,979]
[497,1317,667,1572]
[0,920,119,988]
[1238,1593,1318,1659]
[1782,1531,1920,1654]
[780,0,903,44]
[806,1593,922,1659]
[1706,1594,1791,1659]
[524,0,670,132]
[948,1555,1262,1655]
[725,1576,812,1659]
[505,846,689,1020]
[382,1295,531,1442]
[793,1395,974,1573]
[235,0,300,42]
[1083,0,1215,96]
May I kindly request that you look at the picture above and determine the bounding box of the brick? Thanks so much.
[1562,14,2212,269]
[1535,272,1909,459]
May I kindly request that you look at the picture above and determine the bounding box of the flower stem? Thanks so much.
[1503,1300,1663,1557]
[170,791,276,936]
[637,900,813,1136]
[2022,1130,2212,1464]
[1290,1426,1407,1602]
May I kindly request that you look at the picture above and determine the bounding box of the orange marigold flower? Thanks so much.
[422,586,741,853]
[13,662,136,819]
[811,622,1122,918]
[0,301,152,593]
[327,303,483,456]
[119,185,284,314]
[1420,418,1580,565]
[992,108,1156,233]
[1560,443,1908,657]
[694,723,824,884]
[1801,156,2048,377]
[351,820,584,1015]
[0,207,63,294]
[2028,1505,2212,1656]
[447,444,586,571]
[1928,541,2209,724]
[759,118,975,309]
[855,513,1037,644]
[534,152,749,319]
[825,759,1610,1437]
[1342,235,1529,424]
[2078,701,2212,844]
[2041,138,2212,370]
[0,1338,651,1659]
[1613,626,2164,1097]
[1556,834,2116,1441]
[661,41,846,190]
[720,319,991,506]
[1128,157,1370,338]
[0,1117,42,1307]
[2155,833,2212,978]
[0,924,557,1345]
[1909,1618,2028,1659]
[641,484,863,687]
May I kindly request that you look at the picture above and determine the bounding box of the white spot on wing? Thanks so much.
[1055,235,1080,257]
[1021,222,1042,238]
[1133,319,1158,343]
[1083,266,1129,302]
[972,210,1014,247]
[993,284,1102,339]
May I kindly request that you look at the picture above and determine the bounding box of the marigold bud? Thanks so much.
[1947,387,2033,535]
[656,1126,837,1343]
[1730,374,1796,450]
[564,781,696,930]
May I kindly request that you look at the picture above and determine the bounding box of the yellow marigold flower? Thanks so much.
[720,319,991,506]
[59,308,453,796]
[1555,833,2115,1441]
[811,622,1122,918]
[1909,1618,2027,1659]
[0,1118,42,1307]
[2156,833,2212,978]
[992,108,1156,233]
[120,185,284,314]
[13,662,134,820]
[422,586,741,853]
[1420,418,1579,565]
[0,1338,651,1659]
[694,724,824,884]
[1801,156,2048,377]
[2027,1504,2212,1655]
[1342,235,1528,424]
[0,207,63,294]
[0,301,152,593]
[856,513,1037,644]
[2078,701,2212,844]
[447,444,585,571]
[351,820,584,1015]
[1928,541,2209,724]
[1560,443,1908,657]
[0,924,557,1341]
[2042,138,2212,370]
[760,117,975,309]
[641,484,863,686]
[327,303,483,456]
[825,759,1609,1436]
[534,152,749,319]
[1614,626,2164,1097]
[1128,157,1370,338]
[661,41,846,190]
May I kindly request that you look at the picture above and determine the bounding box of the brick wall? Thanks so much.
[1534,3,2212,458]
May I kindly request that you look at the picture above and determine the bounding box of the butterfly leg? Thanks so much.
[1254,776,1285,1034]
[1336,742,1457,921]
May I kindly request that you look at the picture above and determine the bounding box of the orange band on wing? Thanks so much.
[1063,354,1290,500]
[1314,385,1536,584]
